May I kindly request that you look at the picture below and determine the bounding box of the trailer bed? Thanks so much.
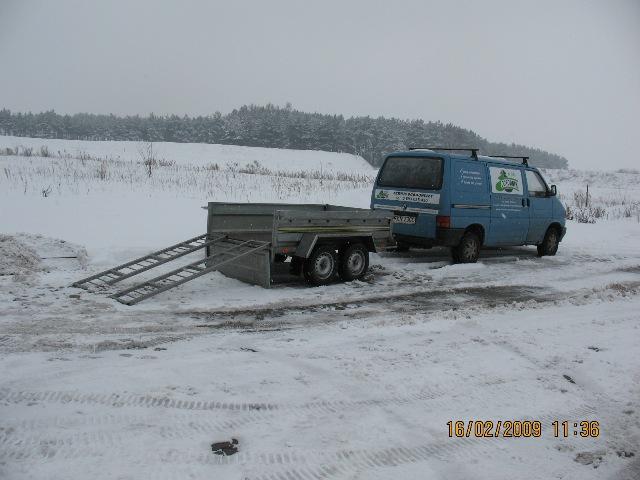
[207,202,393,288]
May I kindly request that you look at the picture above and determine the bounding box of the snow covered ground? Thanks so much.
[1,137,639,479]
[0,135,375,173]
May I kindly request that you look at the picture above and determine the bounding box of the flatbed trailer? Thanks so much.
[72,203,393,305]
[206,202,394,288]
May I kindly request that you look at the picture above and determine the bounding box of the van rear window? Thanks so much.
[378,156,443,190]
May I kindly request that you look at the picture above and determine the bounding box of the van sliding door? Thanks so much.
[487,165,529,245]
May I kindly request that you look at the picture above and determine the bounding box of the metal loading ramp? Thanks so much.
[111,239,270,305]
[71,234,219,290]
[72,234,270,305]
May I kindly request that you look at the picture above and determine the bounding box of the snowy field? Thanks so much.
[1,137,639,479]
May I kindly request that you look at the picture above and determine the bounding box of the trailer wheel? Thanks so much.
[451,232,480,264]
[339,243,369,281]
[303,245,337,285]
[537,227,559,256]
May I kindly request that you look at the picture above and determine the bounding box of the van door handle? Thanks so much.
[522,198,526,207]
[527,198,530,207]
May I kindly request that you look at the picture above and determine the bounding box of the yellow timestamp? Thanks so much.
[447,420,600,438]
[552,420,600,438]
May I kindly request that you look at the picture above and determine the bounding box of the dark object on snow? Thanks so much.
[616,450,635,458]
[574,451,606,468]
[211,438,239,456]
[563,374,576,384]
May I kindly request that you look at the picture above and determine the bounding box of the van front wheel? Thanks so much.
[537,227,559,256]
[451,232,480,264]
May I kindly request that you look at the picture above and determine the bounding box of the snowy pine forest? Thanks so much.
[0,104,569,168]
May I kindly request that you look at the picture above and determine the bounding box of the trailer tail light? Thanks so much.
[436,215,451,229]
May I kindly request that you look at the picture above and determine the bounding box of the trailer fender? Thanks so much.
[295,234,320,259]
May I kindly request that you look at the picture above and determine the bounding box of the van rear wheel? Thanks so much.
[537,227,559,256]
[452,232,480,264]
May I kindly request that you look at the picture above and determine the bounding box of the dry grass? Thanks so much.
[0,148,374,202]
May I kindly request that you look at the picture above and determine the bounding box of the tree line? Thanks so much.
[0,104,568,168]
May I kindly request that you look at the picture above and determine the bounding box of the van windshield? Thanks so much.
[378,156,443,190]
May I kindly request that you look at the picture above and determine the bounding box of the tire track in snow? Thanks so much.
[248,403,598,480]
[0,384,449,415]
[0,404,597,470]
[0,375,513,454]
[0,411,269,444]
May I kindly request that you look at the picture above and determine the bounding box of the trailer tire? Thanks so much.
[339,243,369,281]
[304,245,337,285]
[537,227,559,256]
[451,232,480,264]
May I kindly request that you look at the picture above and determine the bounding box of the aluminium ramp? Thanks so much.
[110,239,270,305]
[71,234,223,290]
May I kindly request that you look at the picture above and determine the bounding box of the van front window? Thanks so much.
[378,156,443,190]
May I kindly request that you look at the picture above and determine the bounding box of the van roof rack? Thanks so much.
[408,147,479,159]
[488,155,529,166]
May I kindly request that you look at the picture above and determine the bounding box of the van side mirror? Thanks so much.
[549,185,557,196]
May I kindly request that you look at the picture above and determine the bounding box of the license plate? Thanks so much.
[393,214,417,225]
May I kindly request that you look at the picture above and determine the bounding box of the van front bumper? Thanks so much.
[436,228,465,246]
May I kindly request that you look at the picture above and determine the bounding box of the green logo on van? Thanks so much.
[495,170,520,193]
[375,190,389,199]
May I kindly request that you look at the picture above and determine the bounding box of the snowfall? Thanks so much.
[0,135,639,480]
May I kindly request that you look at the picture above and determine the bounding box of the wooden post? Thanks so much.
[586,184,589,207]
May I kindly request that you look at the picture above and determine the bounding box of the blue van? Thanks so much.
[370,148,566,263]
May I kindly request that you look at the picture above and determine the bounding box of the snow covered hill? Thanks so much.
[0,135,375,173]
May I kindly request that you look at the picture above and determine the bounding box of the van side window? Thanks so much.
[525,171,547,197]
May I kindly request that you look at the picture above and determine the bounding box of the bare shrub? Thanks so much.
[39,146,51,157]
[138,142,165,177]
[41,185,52,197]
[77,151,98,162]
[21,147,33,157]
[239,160,270,175]
[566,205,606,224]
[96,162,108,180]
[0,147,16,156]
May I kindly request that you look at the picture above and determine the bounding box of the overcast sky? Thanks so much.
[0,0,638,169]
